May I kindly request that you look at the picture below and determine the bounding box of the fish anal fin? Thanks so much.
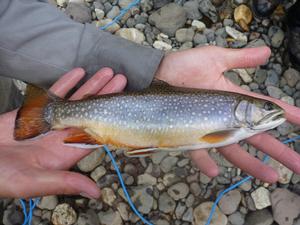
[200,130,236,144]
[64,129,99,146]
[125,147,159,157]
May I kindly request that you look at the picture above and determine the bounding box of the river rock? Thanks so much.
[167,182,189,200]
[218,190,242,215]
[268,158,293,184]
[159,192,176,213]
[283,68,300,87]
[175,28,195,42]
[77,149,106,172]
[51,204,77,225]
[65,2,92,23]
[250,187,271,210]
[193,202,227,225]
[131,186,153,214]
[98,209,122,225]
[37,196,58,210]
[115,28,145,44]
[244,208,273,225]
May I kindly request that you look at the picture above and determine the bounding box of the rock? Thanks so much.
[175,28,195,42]
[228,212,244,225]
[101,188,116,206]
[283,68,300,87]
[225,26,247,43]
[271,188,300,225]
[77,149,105,172]
[3,205,23,225]
[216,36,227,47]
[266,86,284,99]
[37,196,58,210]
[141,0,153,12]
[131,186,153,214]
[265,70,279,87]
[190,182,201,196]
[250,187,271,210]
[96,19,120,33]
[153,0,172,9]
[115,28,145,44]
[52,204,77,225]
[56,0,68,7]
[98,209,122,225]
[183,1,202,20]
[159,192,176,213]
[163,173,181,186]
[193,33,208,45]
[160,156,178,173]
[246,39,266,48]
[218,190,242,215]
[198,0,218,23]
[106,6,120,19]
[254,69,267,84]
[117,202,129,221]
[175,202,186,219]
[234,4,252,31]
[244,209,273,225]
[191,20,206,31]
[118,0,132,8]
[193,202,227,225]
[167,182,189,200]
[65,3,92,23]
[151,151,168,164]
[268,26,284,48]
[224,71,242,85]
[95,8,104,20]
[277,121,295,136]
[91,166,106,182]
[177,158,190,167]
[200,172,212,184]
[149,3,187,36]
[137,173,157,185]
[153,41,172,50]
[232,69,253,83]
[183,207,193,222]
[76,211,100,225]
[292,173,300,184]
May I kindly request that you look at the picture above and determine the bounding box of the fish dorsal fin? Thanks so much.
[64,129,101,148]
[200,129,237,144]
[125,147,160,157]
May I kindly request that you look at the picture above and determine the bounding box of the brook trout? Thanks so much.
[14,82,285,156]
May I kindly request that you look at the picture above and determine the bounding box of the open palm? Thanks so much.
[0,68,127,198]
[156,46,300,182]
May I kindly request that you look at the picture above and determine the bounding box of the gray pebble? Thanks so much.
[65,2,92,23]
[160,156,178,173]
[228,212,245,225]
[193,33,207,45]
[268,26,285,48]
[159,192,176,213]
[265,70,279,87]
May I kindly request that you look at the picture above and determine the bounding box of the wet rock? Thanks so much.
[191,20,206,31]
[266,86,284,99]
[218,190,242,215]
[51,204,77,225]
[193,202,227,225]
[167,182,189,200]
[76,211,99,225]
[106,6,120,19]
[96,19,120,33]
[250,187,271,210]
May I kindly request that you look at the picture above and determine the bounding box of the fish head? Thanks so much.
[235,98,286,132]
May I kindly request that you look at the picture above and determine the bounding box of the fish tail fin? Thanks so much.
[14,84,56,140]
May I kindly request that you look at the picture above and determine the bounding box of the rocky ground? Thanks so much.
[2,0,300,224]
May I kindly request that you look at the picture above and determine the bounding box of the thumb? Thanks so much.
[19,169,100,199]
[223,46,271,70]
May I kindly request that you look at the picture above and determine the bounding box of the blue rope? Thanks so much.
[99,0,142,30]
[20,198,40,225]
[205,134,300,225]
[102,145,154,225]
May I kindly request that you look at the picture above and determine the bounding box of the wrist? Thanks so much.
[154,53,173,84]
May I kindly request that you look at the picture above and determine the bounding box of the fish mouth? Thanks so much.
[251,109,286,131]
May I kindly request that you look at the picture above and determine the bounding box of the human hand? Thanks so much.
[0,68,126,198]
[156,46,300,183]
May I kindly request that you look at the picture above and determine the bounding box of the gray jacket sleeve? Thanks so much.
[0,0,164,90]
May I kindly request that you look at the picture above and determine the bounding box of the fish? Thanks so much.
[14,81,286,157]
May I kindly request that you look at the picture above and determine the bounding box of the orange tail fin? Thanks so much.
[14,85,55,140]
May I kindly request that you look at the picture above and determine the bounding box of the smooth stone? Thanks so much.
[190,182,201,196]
[250,187,271,210]
[153,0,172,9]
[101,188,116,206]
[94,9,104,20]
[183,1,202,20]
[90,166,106,182]
[228,212,245,225]
[37,196,58,210]
[224,71,242,85]
[116,202,129,221]
[65,2,92,23]
[96,19,120,33]
[218,190,242,215]
[200,172,212,184]
[254,69,267,84]
[225,26,247,42]
[182,207,193,222]
[137,173,157,185]
[271,188,300,225]
[149,3,187,36]
[51,204,77,225]
[277,121,295,136]
[292,173,300,184]
[283,68,300,87]
[191,20,206,31]
[198,0,218,23]
[115,28,145,44]
[140,0,153,12]
[118,0,132,8]
[244,208,273,225]
[266,86,284,99]
[77,149,105,172]
[160,156,178,173]
[281,96,295,106]
[193,202,227,225]
[106,6,120,19]
[193,33,208,45]
[268,26,284,48]
[232,68,253,83]
[3,205,23,225]
[175,202,186,219]
[159,192,176,213]
[131,185,153,214]
[167,182,189,200]
[153,41,172,50]
[98,209,122,225]
[175,28,195,42]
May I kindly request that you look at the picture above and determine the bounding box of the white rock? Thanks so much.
[96,19,120,33]
[95,8,105,20]
[101,188,116,206]
[225,26,247,42]
[90,166,106,182]
[250,187,271,210]
[117,202,129,221]
[232,69,253,83]
[193,202,227,225]
[115,28,145,44]
[56,0,68,7]
[153,41,172,51]
[37,196,58,210]
[51,204,77,225]
[191,20,206,31]
[268,158,293,184]
[137,173,157,185]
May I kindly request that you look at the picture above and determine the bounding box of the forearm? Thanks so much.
[0,0,164,90]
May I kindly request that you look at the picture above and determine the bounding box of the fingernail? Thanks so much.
[80,192,94,199]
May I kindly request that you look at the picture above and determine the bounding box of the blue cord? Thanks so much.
[205,134,300,225]
[102,145,154,225]
[20,198,40,225]
[99,0,142,30]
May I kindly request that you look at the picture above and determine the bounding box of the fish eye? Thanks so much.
[263,102,274,111]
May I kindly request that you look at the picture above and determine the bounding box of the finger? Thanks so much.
[17,169,100,199]
[69,67,114,100]
[97,74,127,95]
[224,46,271,70]
[218,144,279,183]
[49,68,85,97]
[247,133,300,174]
[190,150,219,177]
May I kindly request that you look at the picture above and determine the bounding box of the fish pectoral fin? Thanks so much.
[63,129,102,148]
[124,147,160,157]
[200,129,236,144]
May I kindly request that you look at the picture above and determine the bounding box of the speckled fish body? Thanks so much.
[37,83,285,155]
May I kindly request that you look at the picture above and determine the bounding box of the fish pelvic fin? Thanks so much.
[14,84,57,140]
[199,129,236,144]
[63,129,102,149]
